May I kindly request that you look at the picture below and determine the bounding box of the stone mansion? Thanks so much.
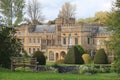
[16,18,112,62]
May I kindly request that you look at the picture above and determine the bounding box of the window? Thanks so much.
[75,38,78,44]
[33,39,36,43]
[37,48,39,51]
[88,38,90,44]
[47,40,51,45]
[38,38,40,43]
[58,26,61,31]
[29,48,31,54]
[49,52,54,61]
[75,33,77,35]
[93,39,94,44]
[63,38,66,44]
[29,38,31,43]
[63,34,66,36]
[33,48,35,53]
[68,34,72,45]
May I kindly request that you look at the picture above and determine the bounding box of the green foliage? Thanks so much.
[75,45,85,55]
[111,60,120,74]
[0,0,25,26]
[106,0,120,74]
[0,26,23,68]
[94,49,108,64]
[82,54,92,64]
[32,51,46,65]
[64,45,84,64]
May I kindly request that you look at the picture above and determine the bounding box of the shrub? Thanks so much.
[94,49,108,64]
[64,45,84,64]
[79,65,89,74]
[82,54,92,64]
[56,59,64,64]
[52,63,59,68]
[32,51,46,65]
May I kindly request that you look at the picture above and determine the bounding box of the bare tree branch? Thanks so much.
[25,0,44,25]
[58,2,76,19]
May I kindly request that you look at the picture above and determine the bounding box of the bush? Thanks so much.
[64,45,84,64]
[111,60,120,74]
[56,59,64,64]
[79,65,89,74]
[94,49,108,64]
[32,51,46,65]
[75,45,85,55]
[82,54,92,64]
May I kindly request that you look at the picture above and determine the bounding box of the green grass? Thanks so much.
[0,67,120,80]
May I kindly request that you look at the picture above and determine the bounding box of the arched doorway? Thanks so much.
[49,51,54,61]
[60,51,66,60]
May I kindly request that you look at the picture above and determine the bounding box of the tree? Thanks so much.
[0,0,25,26]
[32,51,46,65]
[58,2,76,19]
[64,45,84,64]
[25,0,44,25]
[94,11,108,25]
[77,11,108,25]
[0,26,23,68]
[106,0,120,74]
[94,49,108,64]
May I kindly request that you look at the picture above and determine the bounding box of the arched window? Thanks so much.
[49,51,54,61]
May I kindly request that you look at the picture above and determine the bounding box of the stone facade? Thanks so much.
[16,18,112,62]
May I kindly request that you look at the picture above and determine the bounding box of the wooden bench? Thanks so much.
[11,57,38,71]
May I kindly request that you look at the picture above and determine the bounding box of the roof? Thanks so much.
[33,25,56,33]
[97,26,109,34]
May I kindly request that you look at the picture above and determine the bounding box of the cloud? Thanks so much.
[74,0,114,19]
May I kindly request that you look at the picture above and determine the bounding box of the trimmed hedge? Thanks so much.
[64,45,84,64]
[56,59,64,64]
[32,51,46,65]
[94,49,108,64]
[82,54,92,64]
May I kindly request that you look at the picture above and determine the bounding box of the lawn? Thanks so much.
[0,67,120,80]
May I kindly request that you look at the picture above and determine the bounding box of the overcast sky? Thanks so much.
[30,0,115,21]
